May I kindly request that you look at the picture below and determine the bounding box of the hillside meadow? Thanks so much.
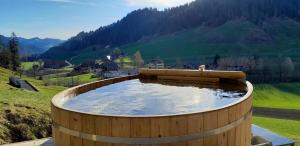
[0,67,65,144]
[65,19,300,65]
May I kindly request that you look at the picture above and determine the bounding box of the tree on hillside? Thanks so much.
[213,54,220,68]
[217,57,235,70]
[0,39,10,68]
[38,59,43,69]
[175,57,183,68]
[112,48,122,57]
[133,51,144,68]
[8,32,20,71]
[281,57,295,80]
[17,66,24,78]
[119,57,126,69]
[32,64,39,78]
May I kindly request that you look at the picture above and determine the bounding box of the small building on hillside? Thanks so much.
[74,60,99,73]
[146,59,164,69]
[102,68,138,79]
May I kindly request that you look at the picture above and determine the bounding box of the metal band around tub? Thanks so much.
[53,108,252,145]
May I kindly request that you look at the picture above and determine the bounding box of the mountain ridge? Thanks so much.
[0,35,64,56]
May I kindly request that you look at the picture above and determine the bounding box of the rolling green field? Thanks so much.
[253,116,300,140]
[120,19,300,64]
[65,19,300,65]
[252,83,300,141]
[0,67,65,111]
[0,67,65,144]
[21,61,40,71]
[254,83,300,110]
[43,73,100,87]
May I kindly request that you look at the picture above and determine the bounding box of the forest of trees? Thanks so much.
[0,33,20,71]
[213,55,296,83]
[42,0,300,60]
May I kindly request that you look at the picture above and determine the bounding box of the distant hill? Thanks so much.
[41,0,300,64]
[0,35,64,56]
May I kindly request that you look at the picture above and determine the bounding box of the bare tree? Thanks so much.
[17,66,24,79]
[281,57,295,80]
[218,57,235,70]
[38,59,43,69]
[133,51,144,68]
[175,57,183,69]
[32,64,39,78]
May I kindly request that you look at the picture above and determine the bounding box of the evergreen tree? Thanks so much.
[0,38,10,68]
[213,54,221,68]
[9,32,20,71]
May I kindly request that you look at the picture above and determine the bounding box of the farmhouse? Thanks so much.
[146,59,164,69]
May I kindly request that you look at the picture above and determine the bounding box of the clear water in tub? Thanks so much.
[62,79,246,116]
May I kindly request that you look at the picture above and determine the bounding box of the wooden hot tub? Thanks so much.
[51,69,253,146]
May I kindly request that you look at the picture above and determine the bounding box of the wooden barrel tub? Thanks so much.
[51,69,253,146]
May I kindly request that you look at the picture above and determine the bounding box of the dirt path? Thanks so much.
[253,107,300,121]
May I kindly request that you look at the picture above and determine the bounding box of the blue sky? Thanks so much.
[0,0,194,40]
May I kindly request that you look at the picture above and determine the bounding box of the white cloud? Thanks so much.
[126,0,194,8]
[38,0,96,6]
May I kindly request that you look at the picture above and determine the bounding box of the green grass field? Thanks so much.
[253,83,300,141]
[0,67,65,111]
[254,83,300,110]
[21,62,40,71]
[253,116,300,140]
[43,73,101,87]
[0,67,65,144]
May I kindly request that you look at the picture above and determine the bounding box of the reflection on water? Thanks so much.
[62,79,246,116]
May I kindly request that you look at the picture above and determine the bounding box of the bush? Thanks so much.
[10,124,34,142]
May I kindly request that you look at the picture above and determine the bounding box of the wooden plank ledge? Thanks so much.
[139,68,246,80]
[157,75,220,83]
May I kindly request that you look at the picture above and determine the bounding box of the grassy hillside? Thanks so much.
[120,19,300,64]
[0,67,65,144]
[65,18,300,65]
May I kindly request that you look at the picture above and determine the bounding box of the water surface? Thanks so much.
[62,79,246,116]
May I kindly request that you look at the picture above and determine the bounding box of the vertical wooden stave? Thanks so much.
[234,103,242,146]
[240,100,247,146]
[81,114,96,146]
[170,115,188,146]
[187,113,204,146]
[57,109,70,146]
[217,108,229,146]
[51,105,60,146]
[131,118,151,146]
[245,95,253,146]
[69,111,83,146]
[227,105,237,146]
[150,117,170,146]
[112,117,131,146]
[95,116,112,146]
[203,111,218,146]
